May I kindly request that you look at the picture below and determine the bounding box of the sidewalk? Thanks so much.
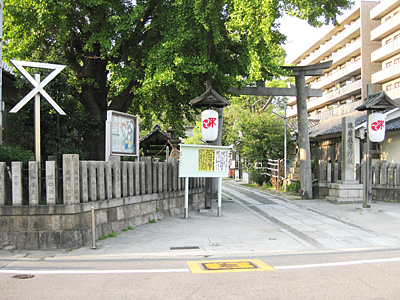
[1,179,400,259]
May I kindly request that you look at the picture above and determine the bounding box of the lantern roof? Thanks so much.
[190,87,231,108]
[356,91,400,111]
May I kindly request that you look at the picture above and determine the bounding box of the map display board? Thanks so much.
[179,144,231,178]
[105,110,139,158]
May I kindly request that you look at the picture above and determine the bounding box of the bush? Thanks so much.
[0,144,34,165]
[287,181,301,192]
[249,169,265,186]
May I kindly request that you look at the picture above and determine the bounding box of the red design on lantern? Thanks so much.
[371,120,385,131]
[202,117,217,129]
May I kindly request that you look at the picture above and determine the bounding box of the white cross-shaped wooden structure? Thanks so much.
[9,60,66,164]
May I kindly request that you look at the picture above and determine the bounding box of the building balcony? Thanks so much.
[371,13,400,41]
[372,63,400,84]
[330,39,361,67]
[286,81,362,119]
[370,0,400,20]
[310,59,362,89]
[386,86,400,100]
[371,38,400,62]
[299,19,361,67]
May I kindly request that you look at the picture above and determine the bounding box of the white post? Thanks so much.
[34,74,41,165]
[184,177,189,218]
[217,177,222,216]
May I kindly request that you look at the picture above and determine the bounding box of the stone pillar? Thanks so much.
[109,156,121,198]
[326,117,363,203]
[128,162,134,196]
[88,161,97,201]
[46,160,56,205]
[295,72,313,199]
[157,162,164,193]
[105,160,113,199]
[80,161,89,203]
[121,161,128,197]
[29,161,39,205]
[143,157,152,194]
[152,162,158,193]
[12,162,23,206]
[133,161,140,195]
[341,116,356,183]
[97,161,105,200]
[63,154,80,204]
[139,161,145,195]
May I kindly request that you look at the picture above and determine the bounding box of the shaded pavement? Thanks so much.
[2,179,400,259]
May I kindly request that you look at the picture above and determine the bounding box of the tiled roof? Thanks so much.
[386,116,400,132]
[309,110,367,138]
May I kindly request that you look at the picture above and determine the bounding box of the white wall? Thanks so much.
[380,131,400,163]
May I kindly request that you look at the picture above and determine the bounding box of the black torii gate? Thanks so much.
[230,61,332,199]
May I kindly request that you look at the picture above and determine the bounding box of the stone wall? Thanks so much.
[0,154,205,250]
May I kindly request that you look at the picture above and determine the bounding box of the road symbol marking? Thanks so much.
[187,259,275,273]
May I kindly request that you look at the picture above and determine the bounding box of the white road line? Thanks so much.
[274,257,400,270]
[0,269,190,275]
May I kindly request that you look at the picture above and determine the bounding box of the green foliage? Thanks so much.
[248,169,265,186]
[149,219,157,224]
[0,144,34,165]
[223,89,294,168]
[127,226,134,230]
[4,0,352,159]
[182,121,205,145]
[287,181,301,193]
[98,231,117,240]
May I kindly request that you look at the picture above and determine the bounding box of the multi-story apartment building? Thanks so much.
[288,1,381,121]
[370,0,400,100]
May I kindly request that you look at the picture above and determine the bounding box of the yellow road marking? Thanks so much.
[187,259,275,273]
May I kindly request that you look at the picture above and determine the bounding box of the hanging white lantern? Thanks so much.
[368,112,386,142]
[201,109,218,141]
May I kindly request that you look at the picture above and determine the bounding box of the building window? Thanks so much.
[395,81,400,88]
[386,38,393,44]
[386,84,392,91]
[395,58,400,64]
[385,16,392,22]
[386,61,393,68]
[395,34,400,40]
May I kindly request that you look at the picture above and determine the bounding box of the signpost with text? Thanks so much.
[179,144,231,218]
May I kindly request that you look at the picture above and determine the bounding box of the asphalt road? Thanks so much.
[3,180,400,299]
[1,248,400,299]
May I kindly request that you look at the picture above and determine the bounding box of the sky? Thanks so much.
[278,0,363,64]
[278,15,328,64]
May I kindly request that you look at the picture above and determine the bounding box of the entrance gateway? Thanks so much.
[230,61,332,199]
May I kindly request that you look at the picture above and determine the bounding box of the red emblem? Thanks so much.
[371,120,384,131]
[202,117,217,129]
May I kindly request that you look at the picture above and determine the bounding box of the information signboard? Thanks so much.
[179,144,231,178]
[105,110,139,160]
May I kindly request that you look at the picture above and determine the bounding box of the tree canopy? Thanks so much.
[4,0,353,159]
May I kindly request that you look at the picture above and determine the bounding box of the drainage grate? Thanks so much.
[170,246,200,250]
[13,274,35,279]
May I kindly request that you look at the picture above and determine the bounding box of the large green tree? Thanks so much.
[4,0,352,159]
[223,79,294,167]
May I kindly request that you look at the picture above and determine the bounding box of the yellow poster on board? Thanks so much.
[198,149,214,171]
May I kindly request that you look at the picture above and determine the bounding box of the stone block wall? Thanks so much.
[0,155,205,250]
